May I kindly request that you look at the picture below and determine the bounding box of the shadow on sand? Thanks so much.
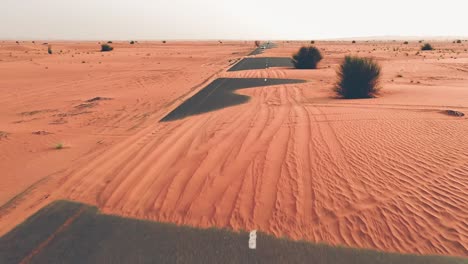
[160,78,306,122]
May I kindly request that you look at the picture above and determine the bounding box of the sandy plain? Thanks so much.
[0,40,467,257]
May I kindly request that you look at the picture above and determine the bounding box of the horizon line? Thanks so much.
[1,35,468,42]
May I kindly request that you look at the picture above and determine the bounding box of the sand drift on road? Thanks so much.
[161,78,305,121]
[0,200,465,264]
[0,40,467,259]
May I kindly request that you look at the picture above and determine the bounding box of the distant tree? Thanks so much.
[421,43,434,51]
[101,44,114,52]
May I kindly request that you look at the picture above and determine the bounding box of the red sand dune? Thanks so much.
[0,40,467,257]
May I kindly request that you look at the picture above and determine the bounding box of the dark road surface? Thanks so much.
[228,57,293,71]
[0,201,463,264]
[160,78,305,122]
[248,42,276,55]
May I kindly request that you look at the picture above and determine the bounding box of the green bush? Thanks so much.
[292,46,323,69]
[334,56,381,99]
[421,43,434,51]
[101,44,114,52]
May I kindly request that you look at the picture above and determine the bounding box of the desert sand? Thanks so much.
[0,40,467,257]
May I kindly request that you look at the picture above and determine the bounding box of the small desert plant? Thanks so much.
[107,41,113,44]
[403,41,409,44]
[0,131,9,139]
[162,40,166,44]
[55,143,63,149]
[352,40,356,44]
[47,45,53,54]
[311,40,315,44]
[456,40,462,44]
[292,46,323,69]
[130,40,135,44]
[254,40,261,47]
[101,44,113,52]
[334,56,381,99]
[421,43,434,51]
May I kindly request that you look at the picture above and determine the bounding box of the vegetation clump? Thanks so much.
[0,131,9,139]
[254,40,261,47]
[291,46,323,69]
[456,40,462,44]
[47,45,53,54]
[334,56,381,99]
[130,40,135,44]
[101,44,114,52]
[421,43,433,51]
[403,41,409,44]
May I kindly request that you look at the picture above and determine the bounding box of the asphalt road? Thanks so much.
[248,42,275,55]
[160,77,305,122]
[0,201,463,264]
[228,57,294,71]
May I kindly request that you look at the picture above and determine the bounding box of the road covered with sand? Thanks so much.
[0,40,467,257]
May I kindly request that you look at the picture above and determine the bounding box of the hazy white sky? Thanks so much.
[1,0,467,40]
